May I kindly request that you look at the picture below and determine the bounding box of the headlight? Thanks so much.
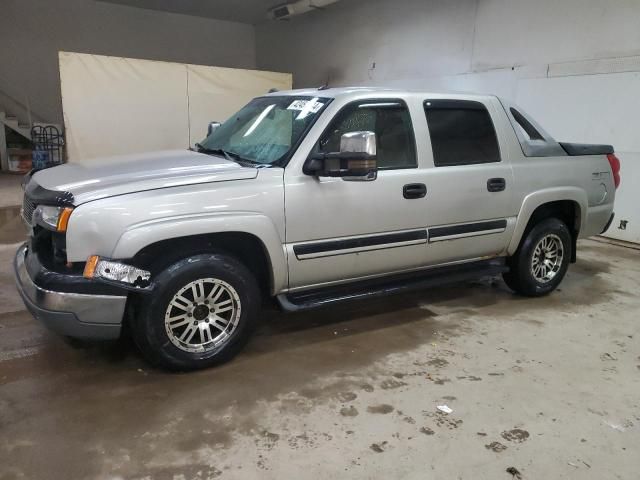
[33,205,73,232]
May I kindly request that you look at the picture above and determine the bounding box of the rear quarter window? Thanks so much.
[499,99,567,158]
[510,107,544,141]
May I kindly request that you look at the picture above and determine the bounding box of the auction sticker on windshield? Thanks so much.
[287,99,324,113]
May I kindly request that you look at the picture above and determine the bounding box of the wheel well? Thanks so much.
[522,200,581,262]
[132,232,273,296]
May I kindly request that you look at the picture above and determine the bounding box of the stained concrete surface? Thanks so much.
[0,173,23,208]
[0,239,638,479]
[0,207,27,244]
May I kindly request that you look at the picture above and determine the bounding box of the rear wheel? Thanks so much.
[503,218,572,297]
[131,253,260,371]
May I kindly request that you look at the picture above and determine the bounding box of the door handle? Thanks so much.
[487,178,506,192]
[403,183,427,199]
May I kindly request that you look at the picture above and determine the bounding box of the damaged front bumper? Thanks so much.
[13,244,127,340]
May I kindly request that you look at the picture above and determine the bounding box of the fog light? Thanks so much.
[84,256,150,286]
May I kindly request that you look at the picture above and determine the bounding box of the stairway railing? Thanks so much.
[0,74,45,128]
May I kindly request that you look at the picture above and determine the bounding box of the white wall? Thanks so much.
[0,0,256,126]
[256,0,640,243]
[257,0,640,88]
[257,0,478,88]
[472,0,640,70]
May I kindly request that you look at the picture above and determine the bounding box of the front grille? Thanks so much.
[22,194,36,225]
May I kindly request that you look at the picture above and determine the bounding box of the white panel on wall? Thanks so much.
[515,72,640,244]
[59,52,292,162]
[601,152,640,244]
[60,52,190,162]
[472,0,640,71]
[515,72,640,151]
[548,55,640,78]
[187,65,292,146]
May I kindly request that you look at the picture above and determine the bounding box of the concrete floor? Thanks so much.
[0,238,638,480]
[0,173,23,208]
[0,173,26,246]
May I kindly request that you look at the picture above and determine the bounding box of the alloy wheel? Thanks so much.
[530,234,564,283]
[164,278,241,353]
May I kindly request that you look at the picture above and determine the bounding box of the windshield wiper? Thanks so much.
[195,144,260,166]
[198,145,234,162]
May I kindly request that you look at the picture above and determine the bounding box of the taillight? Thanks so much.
[607,153,621,189]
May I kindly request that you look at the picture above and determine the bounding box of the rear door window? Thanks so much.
[424,100,501,167]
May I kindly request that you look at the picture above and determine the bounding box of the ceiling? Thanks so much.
[98,0,285,25]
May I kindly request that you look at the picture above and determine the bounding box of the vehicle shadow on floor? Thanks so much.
[9,278,510,375]
[1,250,616,383]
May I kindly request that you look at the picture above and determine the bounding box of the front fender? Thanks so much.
[111,212,288,294]
[507,187,587,255]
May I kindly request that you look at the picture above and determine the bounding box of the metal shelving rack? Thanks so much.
[30,125,64,170]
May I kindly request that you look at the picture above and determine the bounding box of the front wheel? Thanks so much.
[503,218,572,297]
[130,253,260,371]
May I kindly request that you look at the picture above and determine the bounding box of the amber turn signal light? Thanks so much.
[56,207,74,232]
[83,255,100,278]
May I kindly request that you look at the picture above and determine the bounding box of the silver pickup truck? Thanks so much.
[14,87,619,370]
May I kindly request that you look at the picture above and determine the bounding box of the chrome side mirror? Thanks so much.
[340,131,377,157]
[304,131,378,181]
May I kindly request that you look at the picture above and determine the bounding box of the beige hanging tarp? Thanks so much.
[59,52,292,162]
[187,64,293,146]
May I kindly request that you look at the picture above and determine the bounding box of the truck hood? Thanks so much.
[32,150,258,204]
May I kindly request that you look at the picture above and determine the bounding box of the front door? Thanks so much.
[284,99,431,290]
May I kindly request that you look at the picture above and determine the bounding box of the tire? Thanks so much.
[503,217,572,297]
[130,253,260,371]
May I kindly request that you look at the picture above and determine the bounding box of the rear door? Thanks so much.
[419,98,517,264]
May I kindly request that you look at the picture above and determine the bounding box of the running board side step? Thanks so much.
[277,258,509,312]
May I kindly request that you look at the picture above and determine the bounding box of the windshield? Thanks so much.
[198,96,329,166]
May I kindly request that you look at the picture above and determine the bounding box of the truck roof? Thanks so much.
[264,86,498,102]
